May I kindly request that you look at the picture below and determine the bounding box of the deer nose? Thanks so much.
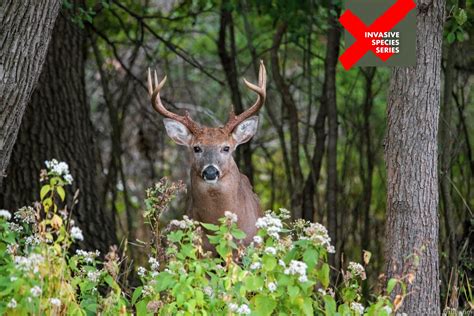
[202,165,220,182]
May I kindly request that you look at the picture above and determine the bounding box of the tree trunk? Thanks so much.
[218,2,254,184]
[271,22,305,219]
[0,5,117,254]
[324,6,341,269]
[384,0,445,313]
[0,0,61,187]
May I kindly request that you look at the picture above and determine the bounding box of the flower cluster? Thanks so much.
[303,222,335,253]
[351,302,365,315]
[45,159,73,184]
[76,249,100,264]
[284,260,308,283]
[169,215,195,229]
[348,261,367,280]
[14,254,44,273]
[255,212,283,239]
[70,226,84,241]
[224,211,238,224]
[228,303,251,315]
[0,209,12,221]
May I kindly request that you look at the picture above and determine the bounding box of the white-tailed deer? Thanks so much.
[147,61,266,251]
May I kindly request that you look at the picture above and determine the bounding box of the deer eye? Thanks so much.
[193,146,202,153]
[222,146,230,152]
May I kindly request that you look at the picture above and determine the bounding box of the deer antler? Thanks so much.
[224,60,267,133]
[148,69,201,134]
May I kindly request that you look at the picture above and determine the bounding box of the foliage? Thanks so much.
[0,160,126,315]
[134,181,402,315]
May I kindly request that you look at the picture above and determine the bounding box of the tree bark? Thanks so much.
[384,0,445,313]
[0,0,61,187]
[218,2,254,184]
[0,5,117,254]
[271,22,305,219]
[324,6,341,269]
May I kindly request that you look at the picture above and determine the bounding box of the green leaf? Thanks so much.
[318,263,330,288]
[262,255,277,271]
[288,285,299,297]
[155,272,174,292]
[387,278,397,294]
[131,286,143,305]
[231,228,246,240]
[56,186,66,201]
[254,294,277,316]
[447,32,456,44]
[302,297,314,316]
[455,9,467,26]
[245,275,264,291]
[303,248,318,270]
[40,185,51,200]
[135,300,148,316]
[323,295,336,315]
[201,223,219,231]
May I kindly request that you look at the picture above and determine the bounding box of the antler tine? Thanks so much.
[224,61,267,133]
[148,68,200,133]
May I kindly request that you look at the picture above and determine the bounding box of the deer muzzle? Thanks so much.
[202,165,220,183]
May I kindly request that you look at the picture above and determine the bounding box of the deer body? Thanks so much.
[148,62,267,250]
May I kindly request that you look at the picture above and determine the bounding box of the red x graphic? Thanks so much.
[339,0,416,70]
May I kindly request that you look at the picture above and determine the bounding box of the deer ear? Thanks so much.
[232,116,259,145]
[163,119,193,146]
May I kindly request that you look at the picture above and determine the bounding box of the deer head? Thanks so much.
[147,61,266,184]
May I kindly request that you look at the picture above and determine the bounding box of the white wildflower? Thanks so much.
[0,209,12,220]
[87,271,101,282]
[264,247,277,255]
[278,259,286,267]
[298,275,308,283]
[45,159,73,184]
[76,249,100,264]
[50,298,61,307]
[30,286,42,297]
[149,257,160,271]
[10,276,17,282]
[327,245,336,253]
[203,286,213,297]
[7,298,17,309]
[14,254,44,273]
[250,262,261,270]
[236,304,251,315]
[15,206,36,223]
[25,235,41,246]
[70,226,84,241]
[170,219,187,229]
[382,306,392,314]
[224,211,238,223]
[284,260,307,277]
[278,208,291,219]
[350,302,364,315]
[256,213,283,240]
[348,262,366,280]
[143,285,154,297]
[228,303,238,312]
[8,222,23,233]
[253,235,263,244]
[137,266,146,277]
[150,271,159,278]
[318,288,326,295]
[268,282,277,292]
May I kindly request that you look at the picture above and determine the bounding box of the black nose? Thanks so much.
[202,165,219,181]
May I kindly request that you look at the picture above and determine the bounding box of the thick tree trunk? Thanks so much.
[384,0,445,313]
[0,0,61,186]
[324,7,341,269]
[0,6,117,254]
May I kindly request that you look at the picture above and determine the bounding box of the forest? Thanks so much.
[0,0,473,315]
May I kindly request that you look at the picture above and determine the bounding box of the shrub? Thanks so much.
[0,163,404,315]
